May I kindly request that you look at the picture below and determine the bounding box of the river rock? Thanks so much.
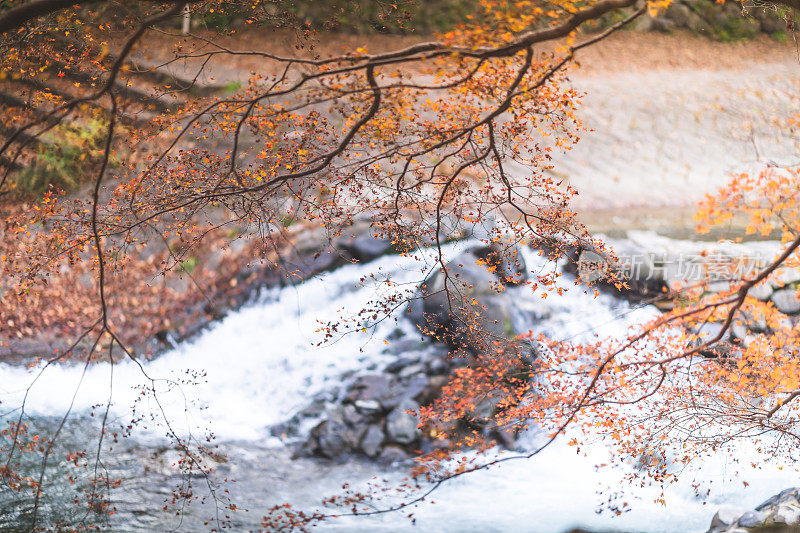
[772,503,800,525]
[406,248,518,353]
[379,374,430,410]
[398,363,426,379]
[359,425,384,457]
[771,288,800,315]
[709,487,800,532]
[335,232,394,263]
[378,445,410,465]
[342,404,364,426]
[309,414,356,459]
[472,243,528,286]
[345,374,392,404]
[354,399,381,414]
[486,421,517,450]
[757,488,799,510]
[709,507,747,530]
[427,356,450,375]
[747,282,774,302]
[385,355,421,374]
[386,399,421,445]
[736,510,766,528]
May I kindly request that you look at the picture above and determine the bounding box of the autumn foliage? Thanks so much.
[1,0,799,530]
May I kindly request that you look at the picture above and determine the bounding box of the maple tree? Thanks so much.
[1,0,800,530]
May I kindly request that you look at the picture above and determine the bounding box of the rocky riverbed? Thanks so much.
[3,30,800,531]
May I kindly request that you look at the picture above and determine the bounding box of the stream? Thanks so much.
[0,241,798,532]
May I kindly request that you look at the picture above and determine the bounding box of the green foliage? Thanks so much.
[591,8,634,32]
[16,117,113,196]
[223,81,243,94]
[771,30,788,42]
[179,256,199,274]
[714,16,759,42]
[280,214,297,228]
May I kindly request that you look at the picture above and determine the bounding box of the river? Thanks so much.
[1,241,798,531]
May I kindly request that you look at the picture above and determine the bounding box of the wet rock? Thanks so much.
[385,355,421,374]
[398,363,426,379]
[472,243,528,286]
[736,510,766,528]
[710,487,800,532]
[709,507,746,530]
[747,283,774,302]
[342,404,364,426]
[384,338,428,356]
[417,375,449,405]
[426,356,450,375]
[335,232,394,263]
[310,413,356,459]
[386,399,421,445]
[407,249,516,352]
[386,327,405,341]
[359,425,384,458]
[353,399,382,414]
[772,504,800,525]
[375,375,429,410]
[470,396,501,426]
[399,373,431,401]
[563,240,667,302]
[486,422,517,450]
[757,488,799,511]
[771,288,800,315]
[378,445,410,465]
[345,374,392,403]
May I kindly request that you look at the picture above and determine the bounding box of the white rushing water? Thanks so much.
[0,243,797,532]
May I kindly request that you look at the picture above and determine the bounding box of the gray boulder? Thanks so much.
[652,17,677,32]
[386,399,421,445]
[378,445,410,465]
[379,374,430,410]
[406,249,518,353]
[345,374,392,404]
[472,244,528,286]
[771,288,800,315]
[336,232,394,263]
[665,3,692,27]
[737,510,766,528]
[709,507,746,531]
[747,283,774,302]
[359,425,385,458]
[709,487,800,532]
[757,488,800,511]
[310,412,357,459]
[772,504,800,525]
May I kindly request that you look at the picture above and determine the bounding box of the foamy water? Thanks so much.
[0,243,796,532]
